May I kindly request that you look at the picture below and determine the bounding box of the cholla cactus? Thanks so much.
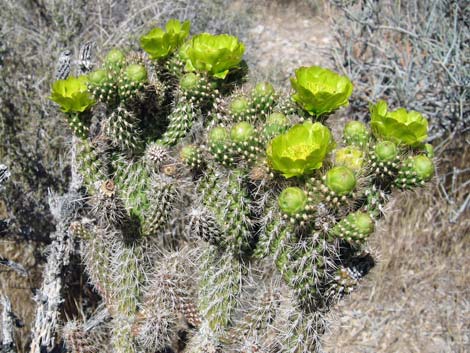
[50,18,436,353]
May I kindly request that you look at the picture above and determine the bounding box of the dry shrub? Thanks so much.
[329,0,469,141]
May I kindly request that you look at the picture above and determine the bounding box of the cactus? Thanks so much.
[49,18,436,353]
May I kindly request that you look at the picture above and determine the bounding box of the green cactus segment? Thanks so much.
[370,140,400,178]
[105,106,143,152]
[114,160,151,226]
[276,96,300,116]
[77,141,107,188]
[343,120,370,147]
[199,171,252,255]
[198,245,243,332]
[208,126,232,166]
[330,211,374,245]
[88,69,119,106]
[229,96,252,122]
[188,207,222,244]
[334,146,364,172]
[141,178,178,236]
[266,121,334,178]
[111,240,148,316]
[277,238,335,307]
[363,185,388,219]
[118,64,148,101]
[262,112,290,141]
[370,100,428,147]
[229,122,261,164]
[291,66,353,117]
[280,311,325,353]
[180,144,204,169]
[254,213,296,260]
[140,19,190,60]
[395,155,435,189]
[250,82,276,117]
[66,112,90,139]
[81,229,114,302]
[325,166,356,196]
[186,33,245,79]
[159,99,196,146]
[111,320,138,353]
[180,73,218,106]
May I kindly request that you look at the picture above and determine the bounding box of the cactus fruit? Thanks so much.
[49,18,436,353]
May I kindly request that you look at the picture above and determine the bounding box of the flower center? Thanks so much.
[286,144,315,160]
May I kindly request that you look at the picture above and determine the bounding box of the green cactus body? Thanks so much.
[307,172,355,210]
[164,54,186,78]
[229,96,254,122]
[77,141,107,189]
[114,160,151,227]
[81,227,114,303]
[330,211,374,245]
[66,112,90,139]
[180,144,205,170]
[208,126,233,166]
[229,121,261,164]
[180,72,218,107]
[106,106,143,153]
[364,185,388,219]
[369,140,400,179]
[141,177,178,236]
[250,82,276,119]
[88,69,119,106]
[198,245,243,333]
[199,170,253,255]
[111,320,138,353]
[395,154,435,189]
[254,207,296,259]
[159,99,196,146]
[280,238,336,307]
[276,96,300,117]
[118,64,148,102]
[279,310,325,353]
[188,207,222,245]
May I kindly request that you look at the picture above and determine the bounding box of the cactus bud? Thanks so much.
[278,187,307,216]
[325,166,356,195]
[411,155,434,181]
[266,112,289,126]
[230,122,255,142]
[125,64,147,83]
[180,145,203,169]
[335,146,364,171]
[374,141,398,162]
[352,212,374,235]
[343,121,370,146]
[88,69,108,85]
[253,82,275,97]
[230,97,250,115]
[209,126,229,146]
[105,49,125,66]
[180,72,199,91]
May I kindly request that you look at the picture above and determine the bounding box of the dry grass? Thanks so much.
[323,141,470,353]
